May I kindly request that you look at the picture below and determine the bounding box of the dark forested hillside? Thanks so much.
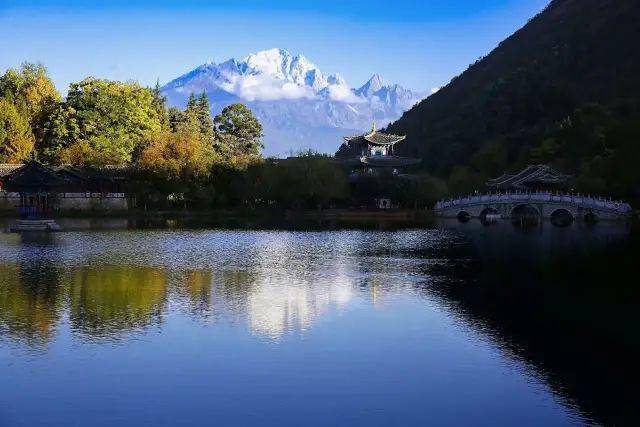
[386,0,640,201]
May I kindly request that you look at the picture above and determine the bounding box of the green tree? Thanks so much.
[44,77,164,165]
[178,93,201,135]
[0,98,35,163]
[213,103,263,159]
[470,139,508,179]
[41,103,80,161]
[152,80,168,129]
[167,107,185,133]
[448,165,482,196]
[196,92,214,145]
[186,93,197,112]
[241,151,348,209]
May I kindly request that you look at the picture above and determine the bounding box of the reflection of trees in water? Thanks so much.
[0,256,356,343]
[184,270,212,309]
[425,220,640,425]
[172,269,214,318]
[0,261,63,346]
[214,269,256,315]
[68,266,167,337]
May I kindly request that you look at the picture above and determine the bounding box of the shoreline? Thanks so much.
[0,208,433,232]
[0,207,432,220]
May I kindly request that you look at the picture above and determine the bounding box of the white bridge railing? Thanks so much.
[61,192,127,198]
[435,191,632,214]
[1,191,128,199]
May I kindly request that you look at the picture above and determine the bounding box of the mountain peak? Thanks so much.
[238,48,327,89]
[356,74,384,97]
[369,73,383,86]
[161,49,424,155]
[327,73,347,86]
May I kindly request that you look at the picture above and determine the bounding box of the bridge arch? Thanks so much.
[550,208,574,227]
[511,204,540,227]
[584,211,599,225]
[479,207,499,225]
[456,210,471,223]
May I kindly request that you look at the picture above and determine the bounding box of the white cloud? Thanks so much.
[325,84,365,103]
[369,95,385,110]
[431,87,440,94]
[217,70,369,104]
[219,73,317,102]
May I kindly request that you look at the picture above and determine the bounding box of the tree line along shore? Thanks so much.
[0,63,448,212]
[3,59,639,214]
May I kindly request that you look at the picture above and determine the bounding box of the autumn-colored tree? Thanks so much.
[136,128,218,207]
[139,129,216,178]
[0,98,35,163]
[0,63,60,151]
[58,135,136,166]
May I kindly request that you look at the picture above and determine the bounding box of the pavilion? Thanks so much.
[3,161,66,220]
[337,123,420,209]
[340,123,420,174]
[0,161,133,228]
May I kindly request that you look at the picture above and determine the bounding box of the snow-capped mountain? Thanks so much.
[162,48,424,156]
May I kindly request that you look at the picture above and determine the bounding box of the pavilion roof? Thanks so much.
[53,165,131,183]
[2,161,67,192]
[344,129,406,146]
[0,163,23,178]
[486,164,571,190]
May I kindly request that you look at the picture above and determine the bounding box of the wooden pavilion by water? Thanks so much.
[3,161,66,219]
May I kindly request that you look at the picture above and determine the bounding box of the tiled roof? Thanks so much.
[0,164,23,177]
[2,161,66,191]
[487,165,571,189]
[344,130,406,146]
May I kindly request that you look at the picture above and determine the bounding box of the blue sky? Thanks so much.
[0,0,549,93]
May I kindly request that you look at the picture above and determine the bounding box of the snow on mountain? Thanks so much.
[162,48,424,156]
[355,73,384,98]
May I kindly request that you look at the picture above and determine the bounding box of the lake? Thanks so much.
[0,218,638,426]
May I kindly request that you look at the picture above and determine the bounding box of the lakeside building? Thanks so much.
[336,123,420,209]
[0,161,133,213]
[338,123,420,172]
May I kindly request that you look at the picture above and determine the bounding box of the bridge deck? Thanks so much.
[435,191,632,218]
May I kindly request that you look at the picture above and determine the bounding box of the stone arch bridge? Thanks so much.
[434,192,632,223]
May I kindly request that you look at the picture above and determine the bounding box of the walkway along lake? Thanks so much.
[0,219,638,426]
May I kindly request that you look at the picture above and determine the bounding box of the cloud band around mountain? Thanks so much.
[219,73,317,102]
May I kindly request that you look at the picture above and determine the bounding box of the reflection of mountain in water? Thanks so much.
[243,273,353,338]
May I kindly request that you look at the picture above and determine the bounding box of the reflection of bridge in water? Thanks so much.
[434,191,633,224]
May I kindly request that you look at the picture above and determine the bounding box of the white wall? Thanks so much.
[0,192,131,212]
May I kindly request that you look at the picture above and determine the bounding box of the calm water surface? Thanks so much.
[0,219,638,426]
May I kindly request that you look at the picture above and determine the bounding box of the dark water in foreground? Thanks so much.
[0,219,638,426]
